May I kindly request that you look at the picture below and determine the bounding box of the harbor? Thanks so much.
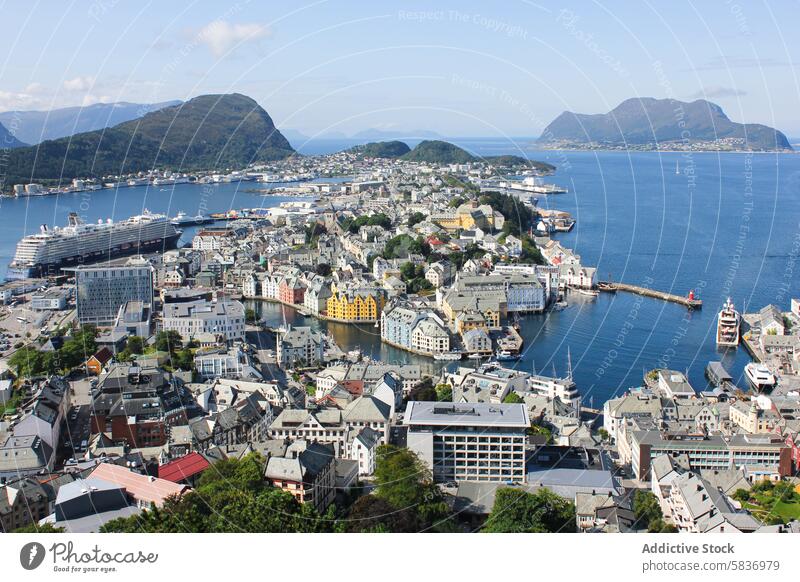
[597,281,702,309]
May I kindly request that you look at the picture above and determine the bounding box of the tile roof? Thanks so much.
[158,452,211,483]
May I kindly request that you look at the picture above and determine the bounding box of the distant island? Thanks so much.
[349,140,412,158]
[539,97,793,152]
[2,94,296,187]
[347,139,554,172]
[0,121,27,149]
[0,100,181,144]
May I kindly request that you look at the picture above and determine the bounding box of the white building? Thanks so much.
[161,298,245,343]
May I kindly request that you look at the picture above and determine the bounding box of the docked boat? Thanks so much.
[577,288,599,298]
[467,353,488,360]
[716,297,740,347]
[495,349,521,362]
[434,352,462,361]
[744,363,776,391]
[6,210,181,280]
[170,211,214,226]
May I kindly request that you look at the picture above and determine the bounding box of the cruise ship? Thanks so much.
[716,297,741,347]
[7,211,181,279]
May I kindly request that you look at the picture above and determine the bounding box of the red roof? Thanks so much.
[90,347,114,365]
[158,452,211,483]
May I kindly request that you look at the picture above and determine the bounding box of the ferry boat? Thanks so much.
[171,211,215,226]
[716,297,740,347]
[6,211,180,280]
[433,352,462,361]
[495,349,521,362]
[744,363,776,391]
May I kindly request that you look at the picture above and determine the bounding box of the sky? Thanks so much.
[0,0,798,137]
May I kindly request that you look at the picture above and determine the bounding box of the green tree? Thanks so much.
[12,523,65,533]
[483,488,576,533]
[434,383,452,402]
[373,445,452,530]
[126,336,145,354]
[155,330,183,354]
[407,212,426,228]
[245,308,258,324]
[502,391,524,404]
[344,495,420,533]
[633,490,663,529]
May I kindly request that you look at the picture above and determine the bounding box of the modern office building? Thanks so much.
[405,401,529,483]
[74,261,154,326]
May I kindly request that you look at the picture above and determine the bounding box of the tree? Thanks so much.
[344,495,420,533]
[13,523,65,533]
[732,488,751,504]
[155,330,183,354]
[597,428,610,441]
[315,263,332,277]
[483,488,576,533]
[407,212,426,228]
[502,391,524,404]
[101,453,335,533]
[373,445,452,530]
[406,378,437,402]
[245,308,258,324]
[126,336,145,355]
[434,383,452,402]
[633,490,663,530]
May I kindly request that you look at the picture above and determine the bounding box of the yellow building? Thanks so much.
[326,285,386,322]
[430,202,496,232]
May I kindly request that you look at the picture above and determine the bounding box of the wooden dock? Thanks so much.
[598,281,702,309]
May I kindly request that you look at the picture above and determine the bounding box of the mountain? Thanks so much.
[3,94,296,187]
[0,101,181,144]
[349,140,411,158]
[0,122,27,148]
[540,98,792,151]
[400,140,475,164]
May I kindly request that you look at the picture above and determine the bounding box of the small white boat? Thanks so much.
[577,288,599,298]
[552,300,568,311]
[744,363,776,391]
[434,352,462,361]
[467,353,487,360]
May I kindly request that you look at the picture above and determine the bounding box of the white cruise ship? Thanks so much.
[7,211,180,279]
[716,297,740,347]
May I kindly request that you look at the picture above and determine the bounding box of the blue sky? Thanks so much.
[0,0,798,136]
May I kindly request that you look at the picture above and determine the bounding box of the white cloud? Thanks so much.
[688,86,747,99]
[0,90,44,111]
[63,76,95,92]
[196,20,270,57]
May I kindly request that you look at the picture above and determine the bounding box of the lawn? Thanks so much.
[737,481,800,525]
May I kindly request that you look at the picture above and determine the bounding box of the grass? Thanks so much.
[738,482,800,525]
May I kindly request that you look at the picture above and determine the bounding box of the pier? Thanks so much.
[598,281,702,309]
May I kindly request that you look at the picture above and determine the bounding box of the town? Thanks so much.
[1,146,799,536]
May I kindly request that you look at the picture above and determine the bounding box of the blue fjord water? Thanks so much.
[2,140,799,405]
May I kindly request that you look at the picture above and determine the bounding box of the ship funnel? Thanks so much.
[40,224,48,233]
[67,212,81,226]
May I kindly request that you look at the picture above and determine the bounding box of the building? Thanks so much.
[112,300,151,337]
[86,347,114,375]
[194,345,262,380]
[89,463,189,509]
[0,436,54,482]
[411,318,451,354]
[405,401,529,483]
[630,431,792,482]
[276,325,325,368]
[666,472,760,533]
[462,328,492,354]
[161,298,245,343]
[326,284,386,322]
[264,440,336,513]
[74,262,154,326]
[30,288,68,310]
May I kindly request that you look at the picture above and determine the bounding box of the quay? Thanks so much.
[598,281,702,310]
